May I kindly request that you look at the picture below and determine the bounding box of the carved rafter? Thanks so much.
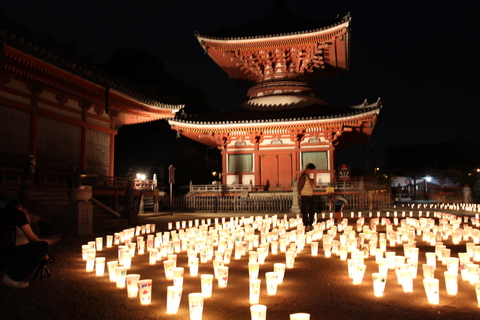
[246,130,264,145]
[213,132,231,147]
[80,100,92,111]
[324,126,343,143]
[26,82,43,95]
[93,104,104,116]
[55,93,68,105]
[289,128,306,143]
[234,43,327,83]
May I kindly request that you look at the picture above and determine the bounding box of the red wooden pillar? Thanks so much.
[28,83,41,157]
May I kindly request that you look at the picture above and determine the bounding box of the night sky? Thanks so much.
[2,0,479,170]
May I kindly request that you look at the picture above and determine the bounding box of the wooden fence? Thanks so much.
[170,192,391,213]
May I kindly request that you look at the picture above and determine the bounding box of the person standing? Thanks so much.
[298,163,316,231]
[0,201,59,288]
[330,193,347,223]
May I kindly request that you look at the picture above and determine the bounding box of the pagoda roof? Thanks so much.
[0,13,183,125]
[196,8,349,41]
[170,97,381,127]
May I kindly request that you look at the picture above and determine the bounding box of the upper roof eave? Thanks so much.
[195,12,351,42]
[169,99,381,128]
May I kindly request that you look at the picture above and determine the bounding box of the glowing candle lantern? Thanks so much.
[213,260,224,279]
[290,313,310,320]
[423,278,440,305]
[114,266,127,289]
[126,274,140,298]
[107,261,118,282]
[81,245,90,261]
[444,271,458,295]
[352,264,366,285]
[163,260,176,280]
[425,252,437,268]
[372,272,387,297]
[310,241,318,256]
[173,267,184,287]
[323,243,332,258]
[249,278,261,304]
[137,279,153,305]
[95,257,105,276]
[149,249,158,265]
[422,264,435,279]
[441,248,451,265]
[400,269,413,292]
[188,293,204,320]
[200,274,213,298]
[339,245,348,261]
[474,281,480,307]
[467,264,480,284]
[189,257,199,276]
[446,257,459,273]
[84,248,96,272]
[285,250,296,268]
[217,266,229,288]
[106,235,113,248]
[250,304,267,320]
[407,258,418,278]
[223,247,233,264]
[120,252,131,269]
[274,263,286,284]
[248,262,260,280]
[166,285,182,314]
[385,252,396,269]
[265,271,278,295]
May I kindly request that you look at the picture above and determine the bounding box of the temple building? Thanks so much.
[0,14,182,180]
[168,7,382,190]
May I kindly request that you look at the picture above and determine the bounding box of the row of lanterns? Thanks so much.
[81,209,480,319]
[82,215,318,319]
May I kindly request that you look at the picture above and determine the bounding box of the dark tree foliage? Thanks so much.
[103,47,217,185]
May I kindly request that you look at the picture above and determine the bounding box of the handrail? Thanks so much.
[90,197,122,218]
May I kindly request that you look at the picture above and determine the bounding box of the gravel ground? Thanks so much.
[1,210,480,320]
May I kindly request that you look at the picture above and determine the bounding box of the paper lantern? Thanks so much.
[467,264,480,284]
[248,262,260,280]
[265,271,278,295]
[422,264,435,279]
[126,274,140,298]
[474,281,480,307]
[274,263,286,284]
[166,285,182,314]
[385,252,396,269]
[93,237,102,252]
[250,304,267,320]
[173,267,184,287]
[352,264,366,285]
[188,293,204,320]
[107,261,118,282]
[372,273,387,297]
[86,249,96,272]
[163,260,176,280]
[285,250,295,268]
[138,279,153,305]
[217,266,229,288]
[423,278,439,305]
[249,278,261,304]
[323,243,332,258]
[95,257,105,276]
[444,271,458,295]
[200,274,214,298]
[106,235,113,248]
[425,252,436,268]
[114,266,127,289]
[189,257,199,276]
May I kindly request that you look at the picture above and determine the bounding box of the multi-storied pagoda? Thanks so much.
[168,6,381,190]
